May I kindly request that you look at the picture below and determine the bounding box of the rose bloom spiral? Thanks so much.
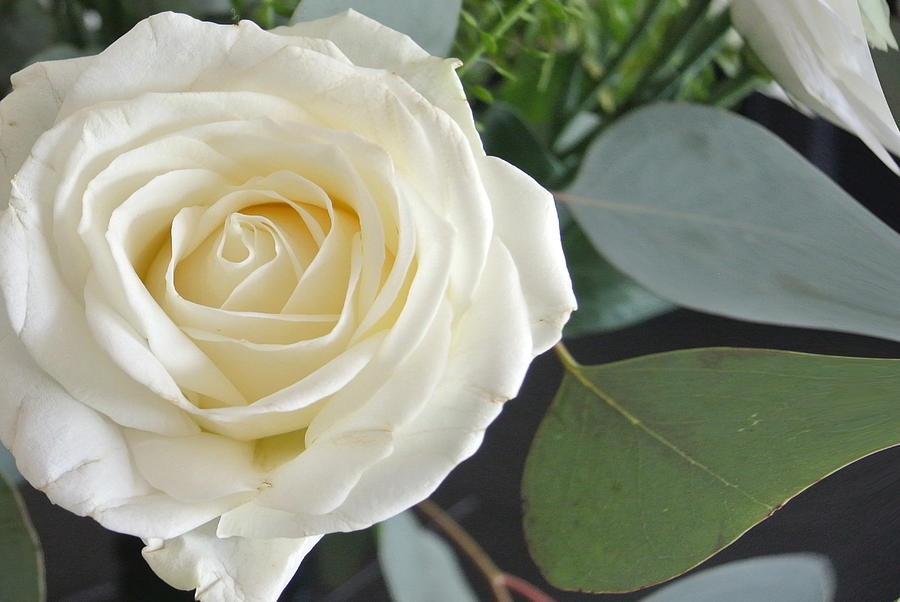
[0,10,574,601]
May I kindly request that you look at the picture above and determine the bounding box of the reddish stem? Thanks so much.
[499,574,557,602]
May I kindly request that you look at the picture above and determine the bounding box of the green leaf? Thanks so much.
[0,471,44,601]
[377,511,478,602]
[479,101,564,184]
[0,445,22,486]
[564,103,900,343]
[641,554,835,602]
[291,0,461,57]
[872,18,900,128]
[563,219,673,337]
[496,51,586,141]
[315,528,374,591]
[522,348,900,592]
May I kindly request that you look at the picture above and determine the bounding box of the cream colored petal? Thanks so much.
[179,234,364,403]
[216,47,493,306]
[219,241,532,538]
[0,209,27,334]
[305,299,452,445]
[54,92,307,293]
[0,56,92,202]
[2,195,198,434]
[57,12,350,121]
[185,333,387,442]
[276,9,482,153]
[83,274,190,406]
[479,156,575,355]
[143,520,320,602]
[247,302,453,517]
[0,334,245,541]
[126,430,265,502]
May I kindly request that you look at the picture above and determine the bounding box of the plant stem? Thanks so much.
[707,67,766,108]
[615,0,712,110]
[555,0,725,160]
[648,9,733,102]
[553,0,666,152]
[417,499,512,602]
[458,0,537,77]
[416,499,557,602]
[585,0,666,104]
[554,340,580,370]
[500,574,557,602]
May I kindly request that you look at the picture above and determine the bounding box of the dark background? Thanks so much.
[20,97,900,601]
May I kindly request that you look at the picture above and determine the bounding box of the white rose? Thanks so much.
[730,0,900,173]
[0,10,574,601]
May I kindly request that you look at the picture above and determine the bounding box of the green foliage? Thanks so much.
[562,219,672,337]
[479,101,564,182]
[233,0,299,28]
[0,472,43,601]
[377,511,478,602]
[314,529,374,592]
[523,347,900,592]
[457,4,768,339]
[872,18,900,127]
[566,103,900,343]
[459,1,759,145]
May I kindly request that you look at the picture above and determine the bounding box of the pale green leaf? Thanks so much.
[564,103,900,343]
[291,0,461,56]
[0,471,44,601]
[378,511,478,602]
[641,554,835,602]
[522,348,900,592]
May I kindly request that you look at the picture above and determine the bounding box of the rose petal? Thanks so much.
[0,334,247,540]
[2,197,199,435]
[57,12,351,121]
[126,430,265,503]
[276,9,482,154]
[219,240,531,537]
[0,56,92,201]
[247,301,453,517]
[217,46,494,307]
[142,519,320,602]
[480,156,576,355]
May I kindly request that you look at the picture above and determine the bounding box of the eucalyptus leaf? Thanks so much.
[480,101,564,185]
[316,529,373,591]
[641,554,835,602]
[378,511,478,602]
[291,0,461,57]
[0,445,22,486]
[0,471,44,601]
[522,348,900,592]
[871,18,900,128]
[564,220,673,337]
[564,103,900,343]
